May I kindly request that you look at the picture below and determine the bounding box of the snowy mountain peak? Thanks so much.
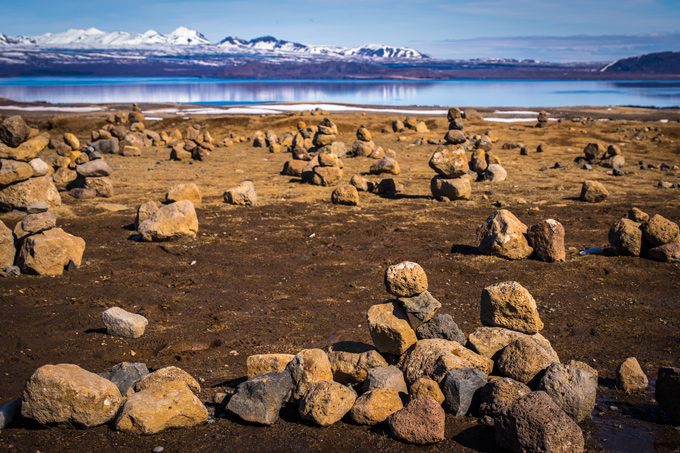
[166,27,210,46]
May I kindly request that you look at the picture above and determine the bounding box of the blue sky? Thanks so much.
[2,0,679,61]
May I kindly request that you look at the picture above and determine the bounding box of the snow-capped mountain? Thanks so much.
[30,27,210,48]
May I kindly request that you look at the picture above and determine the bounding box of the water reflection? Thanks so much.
[0,78,678,107]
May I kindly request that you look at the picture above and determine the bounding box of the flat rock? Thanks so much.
[0,159,33,185]
[0,175,61,211]
[76,159,113,177]
[0,133,49,162]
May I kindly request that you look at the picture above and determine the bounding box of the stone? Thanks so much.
[92,138,120,154]
[29,158,49,177]
[467,327,554,359]
[616,357,648,392]
[298,380,356,427]
[416,313,465,344]
[628,207,649,222]
[430,176,472,201]
[0,175,61,211]
[444,129,467,145]
[495,391,585,453]
[392,119,405,132]
[583,143,600,161]
[409,377,445,404]
[429,148,469,178]
[227,371,294,425]
[384,261,428,297]
[84,176,114,198]
[331,184,359,206]
[0,116,30,147]
[318,151,341,167]
[53,167,78,191]
[69,187,96,200]
[311,165,343,186]
[441,367,488,416]
[367,302,417,355]
[374,178,403,196]
[370,157,400,175]
[281,159,307,177]
[0,159,33,185]
[648,243,680,263]
[608,218,643,256]
[21,364,123,427]
[655,366,680,424]
[352,140,377,157]
[138,200,198,241]
[481,281,544,334]
[16,228,85,276]
[398,291,441,322]
[0,133,49,162]
[387,397,445,445]
[350,388,403,425]
[115,381,208,434]
[470,149,489,174]
[165,183,202,207]
[401,339,493,385]
[362,365,408,394]
[13,211,57,239]
[0,220,15,268]
[134,366,201,394]
[641,214,679,247]
[62,133,79,150]
[538,361,598,422]
[356,126,372,141]
[286,349,333,399]
[76,159,112,177]
[224,181,257,206]
[580,180,609,203]
[327,342,387,384]
[527,219,566,262]
[102,307,148,339]
[485,163,507,182]
[477,210,532,260]
[478,376,531,419]
[135,200,159,229]
[495,337,560,385]
[101,362,149,397]
[26,201,48,214]
[247,354,295,379]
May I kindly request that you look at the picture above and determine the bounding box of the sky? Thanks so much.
[1,0,679,61]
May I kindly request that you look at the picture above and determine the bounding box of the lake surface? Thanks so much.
[0,77,678,107]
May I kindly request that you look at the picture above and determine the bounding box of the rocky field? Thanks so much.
[0,104,679,452]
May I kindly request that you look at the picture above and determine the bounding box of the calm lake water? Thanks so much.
[0,77,679,107]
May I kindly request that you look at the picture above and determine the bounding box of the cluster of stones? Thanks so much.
[0,116,61,211]
[476,209,566,262]
[168,123,216,162]
[576,142,625,176]
[608,207,680,262]
[429,146,472,201]
[89,104,160,157]
[0,208,85,276]
[351,125,380,157]
[535,110,550,128]
[391,116,429,134]
[133,183,200,242]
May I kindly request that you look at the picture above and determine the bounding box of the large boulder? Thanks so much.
[21,364,123,427]
[138,200,198,241]
[298,380,356,427]
[429,148,469,178]
[227,371,294,426]
[13,211,57,239]
[609,218,643,256]
[495,337,560,385]
[16,228,85,276]
[387,397,445,445]
[480,281,544,334]
[286,349,333,399]
[0,175,61,211]
[367,302,417,355]
[477,210,532,260]
[0,159,33,185]
[527,219,566,262]
[537,361,598,422]
[350,388,403,425]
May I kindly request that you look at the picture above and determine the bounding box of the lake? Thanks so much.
[0,77,679,108]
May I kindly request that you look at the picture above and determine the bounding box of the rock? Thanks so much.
[485,163,507,182]
[362,365,408,394]
[286,349,333,399]
[441,367,488,416]
[392,119,405,132]
[350,388,403,425]
[281,160,307,177]
[318,151,341,167]
[311,166,343,186]
[331,184,359,206]
[53,167,78,191]
[352,140,377,157]
[0,116,30,147]
[398,291,441,322]
[527,219,566,262]
[583,143,600,161]
[0,175,61,211]
[429,148,469,178]
[616,357,648,392]
[370,157,400,175]
[247,354,295,379]
[63,133,80,150]
[496,391,584,452]
[327,342,387,384]
[134,366,201,394]
[481,281,544,334]
[21,364,123,427]
[138,200,198,241]
[430,176,472,201]
[409,377,445,404]
[299,380,356,427]
[350,174,371,192]
[478,377,531,419]
[29,158,49,177]
[609,218,643,256]
[415,313,465,344]
[467,326,554,359]
[76,159,112,177]
[384,261,428,297]
[655,366,680,424]
[16,227,85,276]
[415,122,428,133]
[367,302,417,355]
[628,207,649,222]
[470,149,488,174]
[101,307,148,339]
[495,337,559,385]
[224,181,257,206]
[387,397,445,445]
[0,133,49,162]
[115,381,208,434]
[538,361,598,422]
[165,183,201,207]
[356,126,372,142]
[69,188,96,199]
[0,399,21,429]
[580,180,609,203]
[477,210,532,260]
[84,176,114,198]
[401,339,493,385]
[648,243,680,263]
[0,159,33,185]
[0,220,15,268]
[444,130,467,145]
[13,211,57,239]
[135,200,159,229]
[227,371,294,426]
[26,201,48,214]
[101,362,149,397]
[92,138,120,154]
[641,214,679,247]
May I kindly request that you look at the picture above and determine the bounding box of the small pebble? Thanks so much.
[153,447,164,453]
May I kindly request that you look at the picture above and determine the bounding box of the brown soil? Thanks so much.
[1,106,680,452]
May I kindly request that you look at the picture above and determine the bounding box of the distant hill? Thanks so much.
[602,51,680,74]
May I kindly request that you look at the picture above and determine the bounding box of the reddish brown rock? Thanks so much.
[527,219,566,262]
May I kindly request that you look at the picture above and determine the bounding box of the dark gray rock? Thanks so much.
[441,367,487,416]
[656,366,680,425]
[0,116,30,147]
[415,314,465,344]
[76,159,113,177]
[92,138,120,154]
[0,398,21,429]
[398,291,441,322]
[537,361,598,423]
[101,362,149,396]
[227,371,294,426]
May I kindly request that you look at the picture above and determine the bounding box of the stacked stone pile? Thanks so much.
[90,104,160,157]
[429,147,472,201]
[49,137,115,199]
[169,124,215,162]
[351,126,378,157]
[608,207,680,262]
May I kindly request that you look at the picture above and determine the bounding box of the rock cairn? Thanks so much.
[169,124,215,162]
[63,146,114,199]
[0,116,61,211]
[608,208,679,262]
[351,125,378,157]
[429,147,472,201]
[90,104,160,157]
